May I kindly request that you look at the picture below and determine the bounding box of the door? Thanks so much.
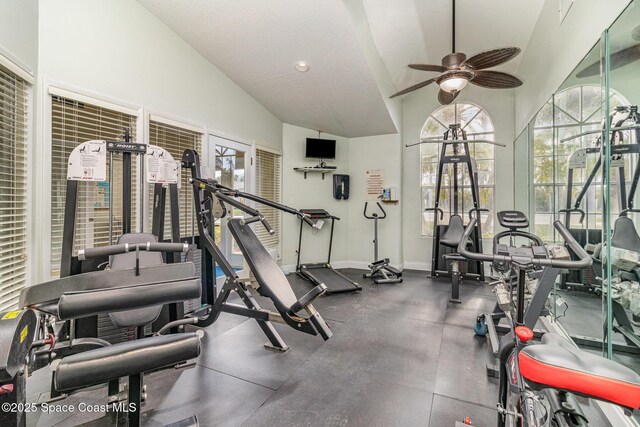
[207,135,253,278]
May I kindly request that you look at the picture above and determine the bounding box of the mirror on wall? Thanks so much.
[513,126,531,224]
[548,41,607,357]
[512,1,640,388]
[602,0,640,378]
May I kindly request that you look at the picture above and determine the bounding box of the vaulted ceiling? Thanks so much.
[361,0,544,95]
[138,0,545,138]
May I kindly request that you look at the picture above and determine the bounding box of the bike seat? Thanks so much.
[518,333,640,410]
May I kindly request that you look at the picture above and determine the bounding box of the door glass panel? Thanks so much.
[212,140,249,275]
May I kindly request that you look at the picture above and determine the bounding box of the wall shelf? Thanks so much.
[380,199,399,204]
[294,166,336,180]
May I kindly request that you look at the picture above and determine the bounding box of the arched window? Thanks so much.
[531,85,629,241]
[420,102,495,237]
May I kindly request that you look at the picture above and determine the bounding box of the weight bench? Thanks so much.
[227,219,332,347]
[21,233,202,427]
[441,215,472,303]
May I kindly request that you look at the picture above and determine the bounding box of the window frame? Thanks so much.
[143,111,206,237]
[0,57,33,311]
[255,145,283,258]
[41,82,143,280]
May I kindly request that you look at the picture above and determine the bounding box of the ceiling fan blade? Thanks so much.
[463,47,521,70]
[470,71,522,88]
[576,44,640,78]
[408,64,448,73]
[438,89,460,105]
[390,77,438,98]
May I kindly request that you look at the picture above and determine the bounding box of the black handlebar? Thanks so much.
[469,208,489,220]
[79,242,189,260]
[558,208,585,224]
[458,218,592,269]
[240,215,276,235]
[425,207,444,220]
[363,202,387,220]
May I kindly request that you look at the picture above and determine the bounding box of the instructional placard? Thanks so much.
[67,140,107,181]
[146,145,179,184]
[366,169,384,201]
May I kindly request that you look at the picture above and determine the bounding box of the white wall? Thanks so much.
[281,124,351,270]
[37,0,282,150]
[402,85,515,270]
[33,0,284,281]
[0,0,38,73]
[514,0,631,134]
[347,134,403,269]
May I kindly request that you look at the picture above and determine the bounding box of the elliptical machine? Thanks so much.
[363,202,402,284]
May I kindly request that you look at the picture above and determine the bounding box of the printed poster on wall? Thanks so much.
[366,169,384,201]
[67,140,107,181]
[146,145,179,184]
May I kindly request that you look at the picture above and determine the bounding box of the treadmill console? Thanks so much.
[300,209,331,219]
[497,210,529,230]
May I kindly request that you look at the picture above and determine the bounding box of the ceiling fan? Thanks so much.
[390,0,523,104]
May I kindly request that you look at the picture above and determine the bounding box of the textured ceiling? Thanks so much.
[361,0,545,97]
[137,0,397,138]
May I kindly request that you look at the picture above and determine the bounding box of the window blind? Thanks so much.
[255,149,281,251]
[148,120,202,240]
[50,95,138,277]
[0,64,29,311]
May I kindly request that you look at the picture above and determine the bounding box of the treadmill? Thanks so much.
[296,209,362,294]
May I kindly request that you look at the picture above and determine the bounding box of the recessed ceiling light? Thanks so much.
[294,61,310,72]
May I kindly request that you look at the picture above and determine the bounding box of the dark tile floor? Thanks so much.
[23,270,608,426]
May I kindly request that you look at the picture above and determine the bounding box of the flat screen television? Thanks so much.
[305,138,336,160]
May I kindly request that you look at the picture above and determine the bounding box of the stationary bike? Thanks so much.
[460,218,640,426]
[363,202,402,284]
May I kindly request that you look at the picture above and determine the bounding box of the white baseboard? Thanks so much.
[333,260,369,270]
[403,261,430,271]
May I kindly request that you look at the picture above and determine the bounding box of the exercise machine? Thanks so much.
[181,149,332,352]
[363,202,402,284]
[560,105,640,292]
[460,218,640,427]
[592,211,640,350]
[0,309,36,427]
[408,123,505,302]
[296,209,362,294]
[19,238,201,427]
[474,211,562,378]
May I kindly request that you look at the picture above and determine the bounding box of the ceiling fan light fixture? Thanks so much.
[294,61,310,72]
[439,76,468,93]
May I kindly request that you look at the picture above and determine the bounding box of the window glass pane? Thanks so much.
[147,121,202,240]
[0,65,28,311]
[533,157,554,184]
[50,96,137,278]
[534,186,554,213]
[533,129,553,156]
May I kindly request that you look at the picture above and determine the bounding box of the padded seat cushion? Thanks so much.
[519,333,640,409]
[440,216,471,248]
[54,333,200,391]
[227,219,298,310]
